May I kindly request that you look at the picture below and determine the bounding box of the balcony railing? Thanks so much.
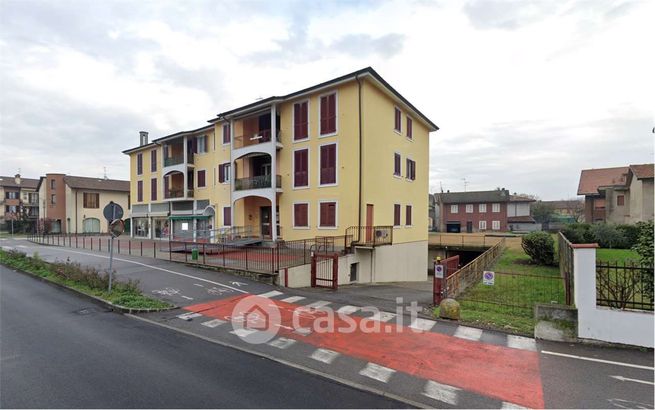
[164,152,194,167]
[346,226,394,247]
[233,129,281,149]
[234,175,282,191]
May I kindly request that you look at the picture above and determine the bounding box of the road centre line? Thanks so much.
[541,350,654,370]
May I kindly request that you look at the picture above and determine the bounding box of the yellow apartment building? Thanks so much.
[123,67,438,283]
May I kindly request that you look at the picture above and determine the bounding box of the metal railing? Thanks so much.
[445,238,505,298]
[596,261,654,311]
[558,232,575,305]
[233,129,281,149]
[346,226,393,247]
[163,152,194,167]
[234,175,282,191]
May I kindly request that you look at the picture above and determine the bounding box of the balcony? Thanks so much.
[233,129,282,150]
[164,153,194,167]
[234,175,282,191]
[165,189,194,199]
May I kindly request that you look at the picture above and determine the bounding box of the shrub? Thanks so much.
[561,223,593,244]
[589,223,626,249]
[632,220,654,301]
[521,231,555,265]
[616,224,640,248]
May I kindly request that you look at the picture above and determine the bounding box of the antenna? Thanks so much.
[103,167,108,180]
[461,178,469,192]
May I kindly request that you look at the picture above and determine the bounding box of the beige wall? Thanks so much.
[628,177,655,223]
[66,187,130,233]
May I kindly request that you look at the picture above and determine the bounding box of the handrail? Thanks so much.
[345,226,393,247]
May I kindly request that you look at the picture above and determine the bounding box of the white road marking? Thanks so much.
[230,328,259,337]
[453,325,482,341]
[280,296,306,303]
[304,300,331,309]
[541,350,655,370]
[311,348,340,364]
[368,311,396,322]
[359,362,396,383]
[180,295,194,300]
[201,319,226,328]
[507,335,537,351]
[193,283,204,287]
[258,290,284,298]
[610,375,655,385]
[294,327,312,336]
[409,318,436,332]
[177,312,202,321]
[16,245,28,248]
[33,248,249,294]
[501,401,528,409]
[423,380,460,405]
[336,305,360,315]
[268,337,297,349]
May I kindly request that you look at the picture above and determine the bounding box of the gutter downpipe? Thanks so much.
[356,74,363,244]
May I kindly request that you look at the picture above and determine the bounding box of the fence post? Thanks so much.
[245,247,248,270]
[169,240,171,261]
[91,237,94,250]
[222,244,225,266]
[202,244,205,265]
[271,247,275,274]
[140,241,143,257]
[184,242,187,262]
[153,241,156,259]
[107,238,110,253]
[303,240,307,264]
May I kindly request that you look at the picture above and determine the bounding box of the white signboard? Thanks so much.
[483,271,495,286]
[435,264,444,279]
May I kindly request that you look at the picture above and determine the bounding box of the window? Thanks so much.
[406,117,413,139]
[151,149,157,172]
[51,194,56,205]
[223,207,231,226]
[319,143,337,185]
[617,195,625,206]
[394,153,401,176]
[197,170,206,188]
[394,107,401,132]
[319,201,337,228]
[137,153,143,175]
[451,204,458,213]
[151,178,157,200]
[6,191,18,199]
[222,124,231,144]
[492,220,500,230]
[293,203,309,228]
[406,205,412,226]
[83,193,99,208]
[319,92,336,135]
[406,159,416,180]
[479,220,487,230]
[293,100,309,140]
[137,180,143,202]
[466,204,473,213]
[479,203,487,213]
[492,203,500,212]
[196,135,207,153]
[218,163,230,183]
[394,204,401,226]
[50,179,55,189]
[294,149,309,188]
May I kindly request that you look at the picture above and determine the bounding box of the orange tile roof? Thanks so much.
[630,163,654,179]
[577,166,629,195]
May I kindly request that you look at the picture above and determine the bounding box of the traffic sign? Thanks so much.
[103,201,124,221]
[483,271,495,286]
[108,219,125,238]
[434,264,444,279]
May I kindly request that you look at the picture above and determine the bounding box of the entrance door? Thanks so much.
[260,206,271,237]
[466,221,473,233]
[365,204,374,242]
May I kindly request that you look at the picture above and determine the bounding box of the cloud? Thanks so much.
[331,33,405,58]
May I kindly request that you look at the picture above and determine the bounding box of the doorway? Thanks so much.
[260,206,280,238]
[466,221,473,233]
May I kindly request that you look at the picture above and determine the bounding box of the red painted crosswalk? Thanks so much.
[185,294,544,408]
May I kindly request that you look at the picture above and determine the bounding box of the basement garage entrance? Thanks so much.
[446,222,461,233]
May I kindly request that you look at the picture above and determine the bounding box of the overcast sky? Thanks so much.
[1,0,653,199]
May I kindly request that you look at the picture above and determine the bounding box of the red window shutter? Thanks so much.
[137,153,143,174]
[394,153,401,175]
[294,149,308,187]
[394,204,401,226]
[218,165,225,183]
[320,144,336,184]
[328,94,336,133]
[224,207,231,226]
[394,108,401,131]
[320,203,327,227]
[164,176,169,197]
[327,202,336,226]
[301,102,308,138]
[411,160,416,180]
[406,205,412,226]
[137,180,143,202]
[294,203,308,227]
[151,178,157,201]
[320,96,328,134]
[198,170,205,187]
[407,117,412,139]
[223,124,230,144]
[151,150,157,172]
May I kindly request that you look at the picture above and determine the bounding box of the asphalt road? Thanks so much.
[0,265,407,408]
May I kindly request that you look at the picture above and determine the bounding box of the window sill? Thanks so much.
[406,137,413,142]
[318,183,338,188]
[319,132,337,138]
[293,226,310,230]
[293,137,310,143]
[317,226,338,230]
[393,174,403,179]
[393,129,402,135]
[293,186,310,190]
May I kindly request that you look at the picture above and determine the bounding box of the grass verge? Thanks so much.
[0,249,171,310]
[433,305,535,336]
[596,248,640,264]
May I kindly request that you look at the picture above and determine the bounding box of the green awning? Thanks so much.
[168,215,210,221]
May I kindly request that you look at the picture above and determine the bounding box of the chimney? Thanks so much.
[139,131,149,146]
[14,174,20,185]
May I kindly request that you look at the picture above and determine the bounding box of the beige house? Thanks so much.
[0,174,40,231]
[37,174,130,234]
[577,164,654,224]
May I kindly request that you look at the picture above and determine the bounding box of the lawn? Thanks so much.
[596,248,640,264]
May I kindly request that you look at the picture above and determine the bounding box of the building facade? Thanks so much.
[436,189,539,233]
[36,174,130,234]
[123,67,438,283]
[0,174,39,231]
[577,164,654,224]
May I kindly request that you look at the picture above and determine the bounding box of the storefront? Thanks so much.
[133,217,150,238]
[169,215,211,241]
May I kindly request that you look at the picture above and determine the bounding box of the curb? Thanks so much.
[3,263,177,314]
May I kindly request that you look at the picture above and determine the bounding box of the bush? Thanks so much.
[589,223,626,248]
[521,231,555,265]
[561,223,593,244]
[616,224,640,248]
[632,220,654,301]
[562,222,640,249]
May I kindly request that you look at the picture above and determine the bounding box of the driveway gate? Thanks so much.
[311,252,339,289]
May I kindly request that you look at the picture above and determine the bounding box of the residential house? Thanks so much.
[0,174,39,231]
[428,193,439,231]
[538,199,584,222]
[36,174,130,233]
[123,67,438,283]
[436,189,539,233]
[577,164,654,223]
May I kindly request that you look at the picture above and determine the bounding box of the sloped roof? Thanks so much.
[630,163,654,179]
[540,199,583,209]
[577,166,629,196]
[438,189,510,204]
[0,176,40,189]
[64,176,130,192]
[509,195,536,203]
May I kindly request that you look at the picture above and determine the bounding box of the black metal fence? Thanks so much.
[558,232,575,305]
[596,261,654,311]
